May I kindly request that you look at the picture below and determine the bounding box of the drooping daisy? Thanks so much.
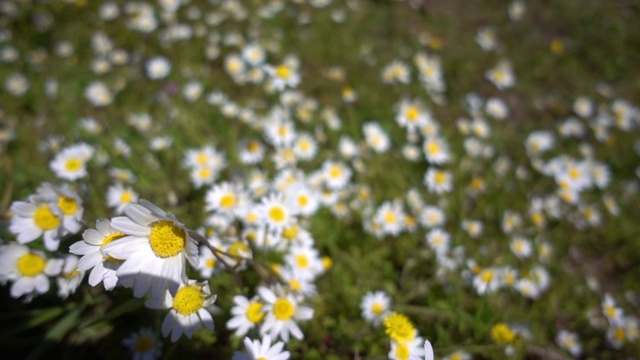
[0,243,62,299]
[70,218,126,291]
[56,254,84,299]
[102,200,199,299]
[258,286,314,342]
[556,330,582,357]
[360,290,392,327]
[363,122,391,153]
[146,280,216,342]
[122,327,163,360]
[232,335,290,360]
[49,143,95,181]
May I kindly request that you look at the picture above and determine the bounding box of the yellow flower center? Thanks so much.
[149,221,186,258]
[329,166,341,179]
[17,253,46,277]
[62,268,79,279]
[384,312,415,343]
[297,194,309,207]
[65,158,82,172]
[220,194,236,208]
[295,254,309,269]
[273,298,295,320]
[283,225,298,240]
[289,279,302,291]
[372,302,384,315]
[121,191,133,203]
[568,167,580,180]
[427,142,440,155]
[205,258,216,269]
[605,305,617,319]
[384,212,397,224]
[197,153,208,165]
[481,270,493,283]
[614,327,626,341]
[172,285,204,316]
[395,342,410,360]
[406,106,419,121]
[275,65,291,79]
[246,301,265,323]
[134,336,153,352]
[102,231,126,263]
[268,206,286,223]
[434,171,446,184]
[199,168,212,179]
[58,196,78,215]
[299,139,310,152]
[228,241,249,257]
[33,205,61,230]
[248,141,260,153]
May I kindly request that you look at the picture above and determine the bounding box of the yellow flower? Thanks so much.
[492,323,516,345]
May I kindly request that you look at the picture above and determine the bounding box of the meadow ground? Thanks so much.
[1,0,640,359]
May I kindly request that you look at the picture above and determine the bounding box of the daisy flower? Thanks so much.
[84,81,113,107]
[423,136,450,164]
[9,198,65,251]
[227,295,267,337]
[70,218,126,291]
[265,63,300,91]
[321,160,352,190]
[102,200,199,299]
[259,193,296,233]
[374,201,406,236]
[258,286,314,342]
[510,237,532,259]
[146,280,216,342]
[426,228,450,256]
[363,122,391,153]
[473,267,501,295]
[286,183,320,217]
[283,244,324,278]
[389,336,426,360]
[33,183,84,234]
[396,99,430,132]
[292,133,318,161]
[242,43,266,66]
[0,243,62,299]
[419,206,446,228]
[384,312,417,343]
[485,60,515,90]
[146,56,171,80]
[122,327,162,360]
[49,143,95,181]
[107,183,139,214]
[556,330,582,357]
[239,139,266,165]
[424,168,452,194]
[360,290,392,327]
[485,97,509,120]
[232,335,290,360]
[56,254,84,299]
[206,182,248,219]
[381,60,411,85]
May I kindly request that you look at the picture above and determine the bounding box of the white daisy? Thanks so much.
[9,198,65,251]
[146,280,216,342]
[70,219,126,291]
[232,335,290,360]
[49,143,95,181]
[56,254,84,299]
[258,286,314,342]
[227,295,266,337]
[360,290,391,327]
[424,168,452,194]
[0,243,62,299]
[122,327,163,360]
[101,200,199,299]
[146,56,171,80]
[107,183,139,214]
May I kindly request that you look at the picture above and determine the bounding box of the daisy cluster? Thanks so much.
[0,0,640,359]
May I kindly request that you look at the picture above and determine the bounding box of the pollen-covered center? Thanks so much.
[268,205,286,223]
[246,301,265,323]
[172,285,204,316]
[384,312,415,343]
[371,302,384,315]
[58,196,78,215]
[384,212,397,224]
[102,231,127,263]
[220,193,236,208]
[395,342,410,360]
[120,191,133,203]
[134,335,153,352]
[65,157,82,172]
[149,220,186,258]
[17,253,46,277]
[34,205,61,230]
[273,297,295,320]
[406,106,419,121]
[434,171,446,184]
[427,142,440,155]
